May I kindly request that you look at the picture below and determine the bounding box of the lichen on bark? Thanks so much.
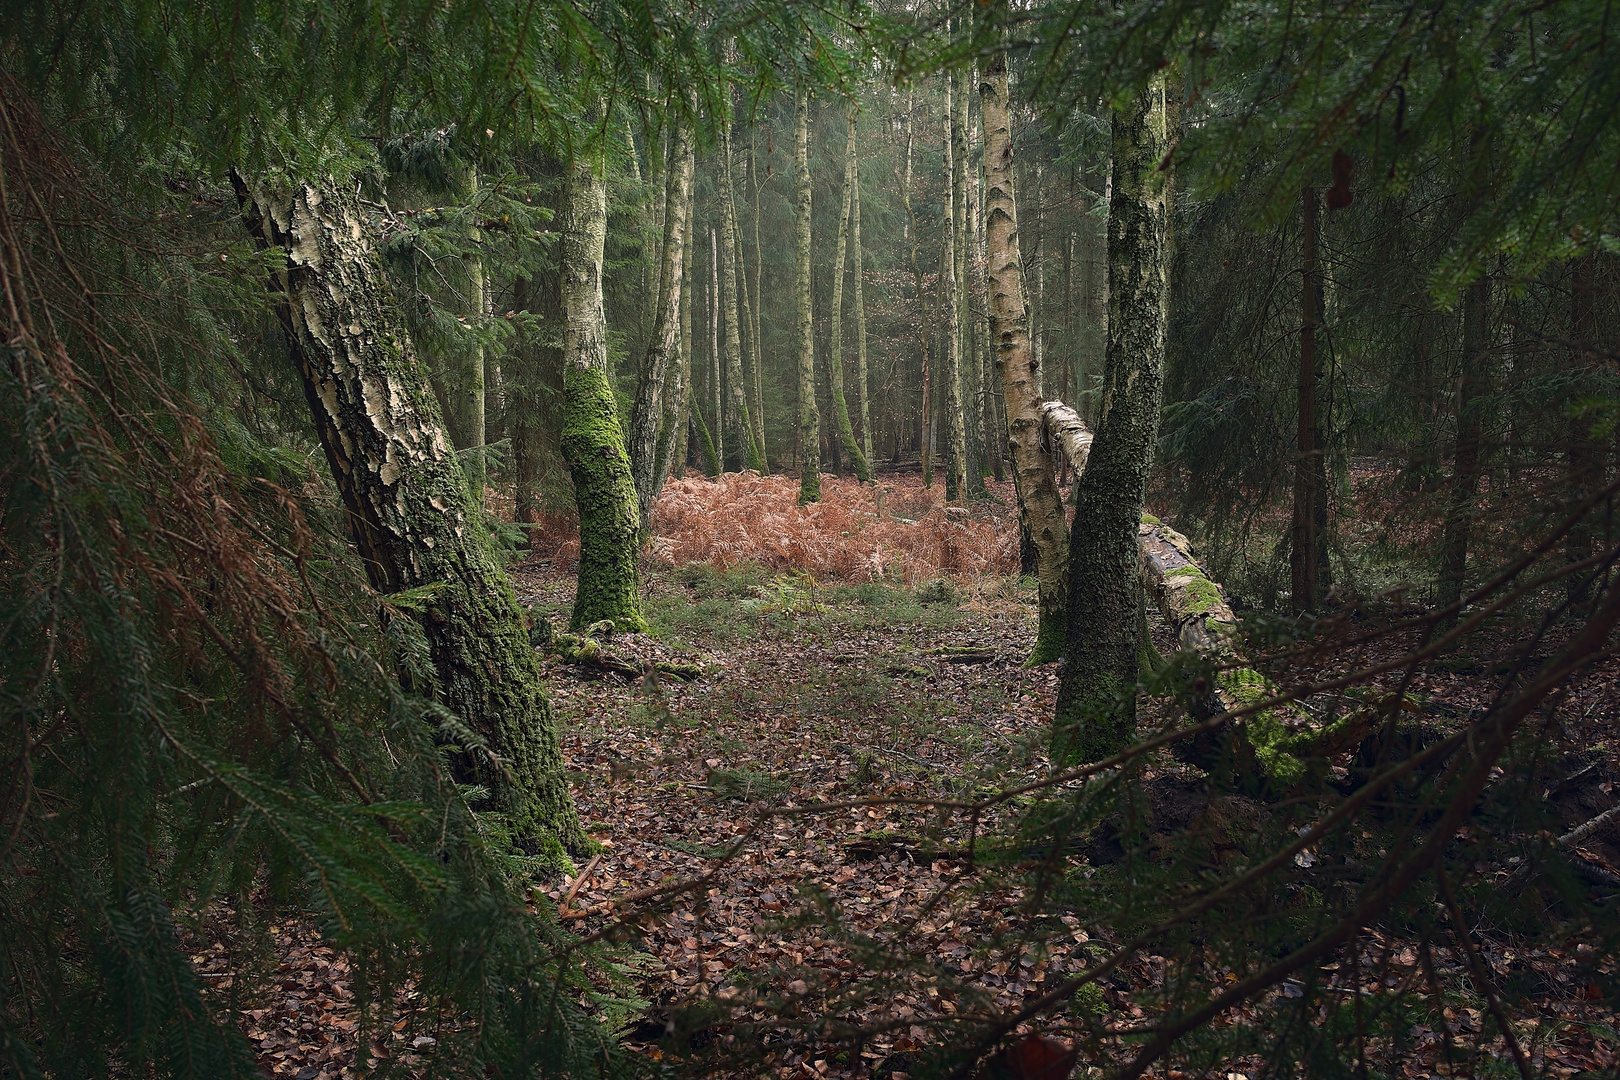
[234,170,588,871]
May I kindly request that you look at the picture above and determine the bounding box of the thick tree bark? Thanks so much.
[1436,274,1492,621]
[718,119,760,472]
[1054,73,1176,766]
[829,99,872,483]
[981,53,1071,664]
[234,172,587,868]
[795,85,821,504]
[560,145,647,632]
[850,112,873,468]
[942,74,968,501]
[629,117,695,536]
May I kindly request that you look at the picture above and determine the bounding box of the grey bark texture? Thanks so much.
[718,118,759,472]
[630,117,695,536]
[954,68,986,498]
[850,112,873,466]
[828,99,872,483]
[1054,72,1177,766]
[980,54,1070,665]
[796,85,821,504]
[234,171,587,869]
[942,73,967,501]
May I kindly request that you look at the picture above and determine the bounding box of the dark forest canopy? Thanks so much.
[3,1,1620,1078]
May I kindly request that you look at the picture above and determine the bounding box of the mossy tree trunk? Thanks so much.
[942,72,968,501]
[829,98,872,483]
[795,84,821,504]
[718,117,761,472]
[1054,73,1176,766]
[235,171,587,868]
[560,144,647,633]
[981,53,1070,665]
[629,115,694,536]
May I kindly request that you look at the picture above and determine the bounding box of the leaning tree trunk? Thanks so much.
[828,99,872,483]
[560,145,647,632]
[942,73,968,501]
[233,172,588,868]
[795,84,821,504]
[981,53,1072,665]
[629,116,695,537]
[718,117,760,472]
[954,67,987,499]
[1053,72,1176,766]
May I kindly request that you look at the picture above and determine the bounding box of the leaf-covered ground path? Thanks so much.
[203,471,1620,1080]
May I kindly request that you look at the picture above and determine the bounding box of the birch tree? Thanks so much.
[942,73,968,500]
[980,52,1072,665]
[718,117,761,472]
[796,84,821,504]
[829,98,873,482]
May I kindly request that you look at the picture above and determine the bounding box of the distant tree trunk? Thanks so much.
[796,85,821,504]
[828,99,872,483]
[1291,186,1322,615]
[629,117,694,536]
[1030,163,1045,396]
[981,52,1070,665]
[463,164,488,502]
[748,137,768,468]
[1567,252,1599,597]
[560,145,647,632]
[1054,73,1177,766]
[510,270,562,537]
[234,171,587,867]
[942,73,968,501]
[718,119,760,472]
[973,109,1005,483]
[1436,274,1492,620]
[655,176,698,496]
[731,123,764,472]
[954,68,987,498]
[709,227,723,469]
[900,90,934,489]
[850,112,874,468]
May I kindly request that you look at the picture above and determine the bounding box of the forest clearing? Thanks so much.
[5,1,1620,1078]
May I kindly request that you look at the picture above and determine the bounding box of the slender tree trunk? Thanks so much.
[656,174,698,496]
[1054,73,1177,765]
[828,99,872,483]
[796,85,821,504]
[981,53,1070,664]
[718,119,760,471]
[850,111,873,468]
[463,164,488,502]
[899,90,934,488]
[942,74,968,500]
[1437,274,1492,619]
[709,226,722,468]
[629,117,695,536]
[748,137,768,468]
[1291,186,1322,614]
[954,68,987,498]
[732,125,764,472]
[1567,253,1599,597]
[560,144,647,632]
[1030,163,1045,396]
[974,108,1005,483]
[234,172,587,867]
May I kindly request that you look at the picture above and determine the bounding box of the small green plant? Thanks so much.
[1069,980,1108,1020]
[915,578,958,605]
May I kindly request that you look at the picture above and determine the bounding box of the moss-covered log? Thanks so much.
[236,171,588,869]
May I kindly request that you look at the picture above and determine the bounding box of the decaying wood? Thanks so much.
[1040,399,1093,481]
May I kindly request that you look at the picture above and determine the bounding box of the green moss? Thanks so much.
[1140,513,1161,525]
[562,364,648,633]
[799,468,820,505]
[1051,672,1131,767]
[1069,981,1108,1020]
[1026,613,1065,666]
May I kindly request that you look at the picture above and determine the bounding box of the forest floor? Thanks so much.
[204,470,1620,1080]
